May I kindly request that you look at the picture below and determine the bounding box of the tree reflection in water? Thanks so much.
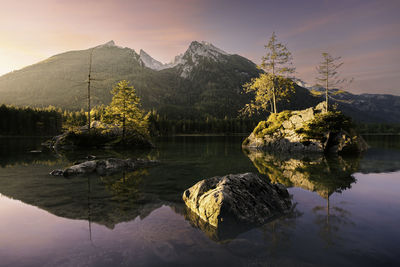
[259,203,303,256]
[244,148,359,246]
[85,169,150,242]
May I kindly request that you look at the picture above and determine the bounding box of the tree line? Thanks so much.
[0,100,397,137]
[61,105,258,135]
[0,105,62,136]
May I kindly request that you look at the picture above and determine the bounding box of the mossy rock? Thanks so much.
[243,102,368,154]
[254,110,292,138]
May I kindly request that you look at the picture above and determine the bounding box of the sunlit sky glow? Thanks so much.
[0,0,399,95]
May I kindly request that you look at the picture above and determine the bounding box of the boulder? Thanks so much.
[182,173,292,228]
[243,102,368,154]
[50,158,158,177]
[63,160,98,176]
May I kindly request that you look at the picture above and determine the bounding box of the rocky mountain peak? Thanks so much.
[184,41,228,61]
[139,49,165,70]
[96,40,116,48]
[174,41,229,78]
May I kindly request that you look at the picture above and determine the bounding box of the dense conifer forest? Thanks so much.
[0,105,62,136]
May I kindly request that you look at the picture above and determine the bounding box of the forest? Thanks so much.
[0,104,259,136]
[1,104,398,137]
[0,105,61,136]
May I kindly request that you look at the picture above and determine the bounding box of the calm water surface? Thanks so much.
[0,135,399,267]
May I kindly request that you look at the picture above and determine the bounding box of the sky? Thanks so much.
[0,0,399,95]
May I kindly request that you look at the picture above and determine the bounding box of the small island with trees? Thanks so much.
[45,80,154,151]
[241,33,367,155]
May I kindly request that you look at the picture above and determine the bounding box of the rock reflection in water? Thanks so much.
[244,148,360,246]
[182,206,255,242]
[182,202,302,245]
[243,149,359,198]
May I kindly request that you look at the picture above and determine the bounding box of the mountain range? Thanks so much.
[0,40,399,122]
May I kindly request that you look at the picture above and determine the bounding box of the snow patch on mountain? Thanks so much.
[137,40,229,77]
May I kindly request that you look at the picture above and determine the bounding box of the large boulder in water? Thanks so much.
[242,102,368,154]
[182,173,292,228]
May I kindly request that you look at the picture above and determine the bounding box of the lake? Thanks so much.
[0,135,399,267]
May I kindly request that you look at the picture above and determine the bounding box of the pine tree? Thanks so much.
[315,52,351,112]
[242,32,295,115]
[105,80,148,139]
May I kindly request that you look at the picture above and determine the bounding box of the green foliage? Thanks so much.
[253,110,292,137]
[242,32,295,115]
[296,111,353,140]
[242,74,294,116]
[104,80,149,137]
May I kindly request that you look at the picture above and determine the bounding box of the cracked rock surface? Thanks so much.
[182,173,292,228]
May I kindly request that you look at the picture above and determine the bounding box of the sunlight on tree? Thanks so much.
[242,32,295,116]
[104,80,149,138]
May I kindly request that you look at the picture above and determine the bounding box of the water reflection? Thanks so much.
[312,204,355,247]
[0,136,257,234]
[243,148,360,246]
[0,137,60,167]
[0,136,400,266]
[0,164,165,230]
[259,203,303,256]
[244,149,358,198]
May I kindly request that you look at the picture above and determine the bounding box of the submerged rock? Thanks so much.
[50,158,158,177]
[243,102,368,154]
[49,169,64,176]
[182,173,292,228]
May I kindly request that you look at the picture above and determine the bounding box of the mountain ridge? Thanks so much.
[0,40,399,123]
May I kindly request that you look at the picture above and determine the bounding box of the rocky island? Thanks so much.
[243,102,368,154]
[44,121,154,151]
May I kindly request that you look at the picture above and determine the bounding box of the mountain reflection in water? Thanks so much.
[0,136,399,267]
